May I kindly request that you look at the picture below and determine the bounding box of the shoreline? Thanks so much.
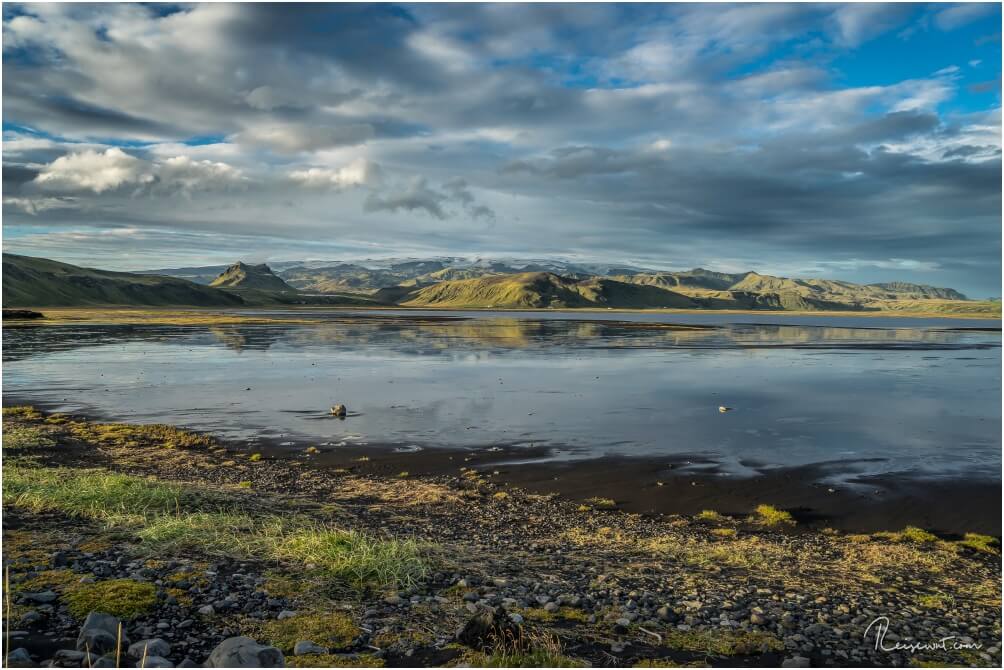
[5,304,1002,325]
[2,405,1000,668]
[5,396,1001,537]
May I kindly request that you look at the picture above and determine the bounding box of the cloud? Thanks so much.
[288,159,381,189]
[30,148,247,196]
[2,195,79,215]
[1,2,1001,295]
[364,177,449,219]
[235,122,375,153]
[33,148,153,193]
[934,3,996,31]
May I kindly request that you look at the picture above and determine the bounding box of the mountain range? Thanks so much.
[4,253,996,316]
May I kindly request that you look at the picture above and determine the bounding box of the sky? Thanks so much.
[2,3,1001,297]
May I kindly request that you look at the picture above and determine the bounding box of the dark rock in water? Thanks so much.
[77,612,128,655]
[128,638,171,659]
[455,607,523,651]
[3,309,44,320]
[206,637,285,668]
[137,656,174,668]
[5,648,33,667]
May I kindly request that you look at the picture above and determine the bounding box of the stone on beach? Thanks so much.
[206,636,285,668]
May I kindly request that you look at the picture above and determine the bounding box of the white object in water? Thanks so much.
[718,406,733,413]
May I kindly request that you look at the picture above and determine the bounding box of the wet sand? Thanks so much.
[303,441,1002,537]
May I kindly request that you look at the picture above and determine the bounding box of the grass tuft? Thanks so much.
[584,497,616,509]
[957,533,999,554]
[753,504,795,527]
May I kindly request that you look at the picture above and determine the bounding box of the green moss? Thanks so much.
[957,533,999,554]
[16,569,79,592]
[584,497,616,509]
[237,481,252,489]
[260,612,359,653]
[900,526,938,544]
[696,510,724,522]
[3,425,57,450]
[286,654,384,668]
[249,453,263,462]
[64,579,157,619]
[66,420,216,450]
[633,660,710,668]
[2,406,43,420]
[520,607,589,623]
[753,505,795,527]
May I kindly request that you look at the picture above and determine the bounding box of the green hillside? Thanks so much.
[2,254,245,308]
[395,272,697,309]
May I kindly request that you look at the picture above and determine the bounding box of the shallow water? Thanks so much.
[3,311,1001,484]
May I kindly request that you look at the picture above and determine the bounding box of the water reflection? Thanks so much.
[3,315,1000,483]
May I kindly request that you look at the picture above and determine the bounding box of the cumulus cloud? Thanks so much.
[33,148,153,193]
[30,148,246,196]
[364,177,450,219]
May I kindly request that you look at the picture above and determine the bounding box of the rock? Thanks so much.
[52,650,99,667]
[330,405,347,417]
[138,657,174,668]
[19,610,46,626]
[277,610,297,620]
[51,551,71,568]
[21,590,59,604]
[129,639,171,659]
[198,605,215,616]
[5,648,33,667]
[94,657,117,668]
[77,612,129,655]
[782,656,812,668]
[293,641,328,656]
[206,637,285,668]
[543,602,559,613]
[750,613,767,625]
[456,607,521,651]
[508,613,524,624]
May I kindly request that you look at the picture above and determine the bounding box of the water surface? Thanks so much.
[4,311,1000,485]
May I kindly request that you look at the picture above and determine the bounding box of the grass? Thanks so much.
[752,504,794,527]
[3,466,197,524]
[662,629,784,656]
[459,630,581,667]
[5,466,429,590]
[15,569,79,593]
[64,579,157,619]
[874,526,939,544]
[584,497,616,509]
[696,510,724,522]
[137,512,428,588]
[260,612,359,653]
[286,654,384,667]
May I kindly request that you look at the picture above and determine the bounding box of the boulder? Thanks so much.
[129,639,171,659]
[137,656,174,668]
[21,590,59,604]
[51,650,99,667]
[293,641,328,656]
[781,657,812,668]
[77,612,128,655]
[205,637,285,668]
[5,648,33,668]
